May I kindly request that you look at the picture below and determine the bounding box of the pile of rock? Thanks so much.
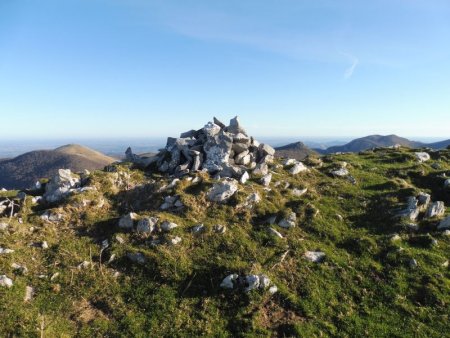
[396,192,445,223]
[134,117,276,179]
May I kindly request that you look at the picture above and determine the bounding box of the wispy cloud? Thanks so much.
[339,52,359,79]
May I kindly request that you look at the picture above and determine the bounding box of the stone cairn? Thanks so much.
[128,117,275,179]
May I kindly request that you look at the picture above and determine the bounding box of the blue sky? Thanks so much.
[0,0,449,139]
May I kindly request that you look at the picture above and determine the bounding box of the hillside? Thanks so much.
[427,139,450,150]
[275,142,318,161]
[0,118,449,337]
[0,145,116,190]
[319,135,423,154]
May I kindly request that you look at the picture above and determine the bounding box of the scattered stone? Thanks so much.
[292,188,308,197]
[127,252,146,264]
[115,235,125,244]
[50,272,59,281]
[207,178,238,203]
[11,263,27,275]
[240,172,250,184]
[425,201,445,219]
[268,227,284,239]
[40,210,64,222]
[278,212,296,229]
[24,286,35,302]
[118,212,138,229]
[213,224,227,234]
[331,168,349,177]
[417,192,431,209]
[253,163,269,176]
[77,261,91,270]
[290,162,308,175]
[269,285,278,294]
[0,247,14,254]
[167,236,181,245]
[0,275,13,288]
[415,152,430,162]
[283,159,297,166]
[137,217,158,234]
[243,275,260,292]
[160,221,179,232]
[336,214,344,222]
[267,215,277,225]
[192,224,205,234]
[303,251,326,263]
[220,274,238,289]
[261,173,272,187]
[396,197,420,221]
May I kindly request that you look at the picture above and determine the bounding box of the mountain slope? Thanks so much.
[427,139,450,150]
[0,144,115,190]
[274,142,318,160]
[320,135,423,154]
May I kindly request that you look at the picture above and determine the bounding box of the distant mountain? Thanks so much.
[426,139,450,150]
[0,144,116,190]
[317,135,424,154]
[274,142,318,160]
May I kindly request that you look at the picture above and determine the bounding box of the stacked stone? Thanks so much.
[153,117,275,178]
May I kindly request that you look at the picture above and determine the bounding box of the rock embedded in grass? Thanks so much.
[0,275,13,288]
[207,178,238,203]
[278,212,297,229]
[290,162,309,175]
[438,216,450,230]
[136,217,158,234]
[425,201,445,219]
[415,152,431,162]
[303,251,326,263]
[118,212,138,229]
[160,221,179,232]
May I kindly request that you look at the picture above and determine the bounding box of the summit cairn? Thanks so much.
[152,117,275,179]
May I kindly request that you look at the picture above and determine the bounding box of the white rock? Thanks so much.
[261,173,272,187]
[116,235,125,244]
[220,274,238,289]
[409,259,418,268]
[213,224,227,234]
[444,179,450,188]
[192,224,205,234]
[331,168,349,177]
[118,212,138,229]
[137,217,158,234]
[278,212,296,229]
[11,263,28,274]
[0,275,13,288]
[304,251,326,263]
[244,275,260,292]
[415,152,430,162]
[41,241,49,249]
[0,222,8,231]
[425,201,445,219]
[77,261,91,270]
[0,247,14,254]
[24,286,35,302]
[207,178,238,203]
[160,221,179,232]
[240,171,250,184]
[169,236,182,245]
[259,275,271,289]
[290,163,308,175]
[443,230,450,236]
[268,228,284,239]
[253,163,269,176]
[283,159,297,166]
[292,188,308,197]
[269,285,278,294]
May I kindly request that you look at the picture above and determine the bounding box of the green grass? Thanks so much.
[0,148,449,337]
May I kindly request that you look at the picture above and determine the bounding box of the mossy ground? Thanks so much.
[1,148,449,337]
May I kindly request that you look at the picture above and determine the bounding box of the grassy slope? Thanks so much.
[0,148,449,337]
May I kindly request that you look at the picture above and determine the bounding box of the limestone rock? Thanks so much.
[425,201,445,219]
[438,216,450,230]
[43,169,80,203]
[160,221,179,232]
[207,178,238,203]
[220,274,238,289]
[0,275,13,288]
[261,173,272,187]
[290,163,308,175]
[278,212,296,229]
[304,251,326,263]
[415,152,430,162]
[137,217,158,234]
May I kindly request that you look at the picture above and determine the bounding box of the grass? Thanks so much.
[0,147,449,337]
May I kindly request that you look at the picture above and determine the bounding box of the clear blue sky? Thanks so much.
[1,0,449,139]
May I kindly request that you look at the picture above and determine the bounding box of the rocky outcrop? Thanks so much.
[43,169,81,203]
[147,117,275,179]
